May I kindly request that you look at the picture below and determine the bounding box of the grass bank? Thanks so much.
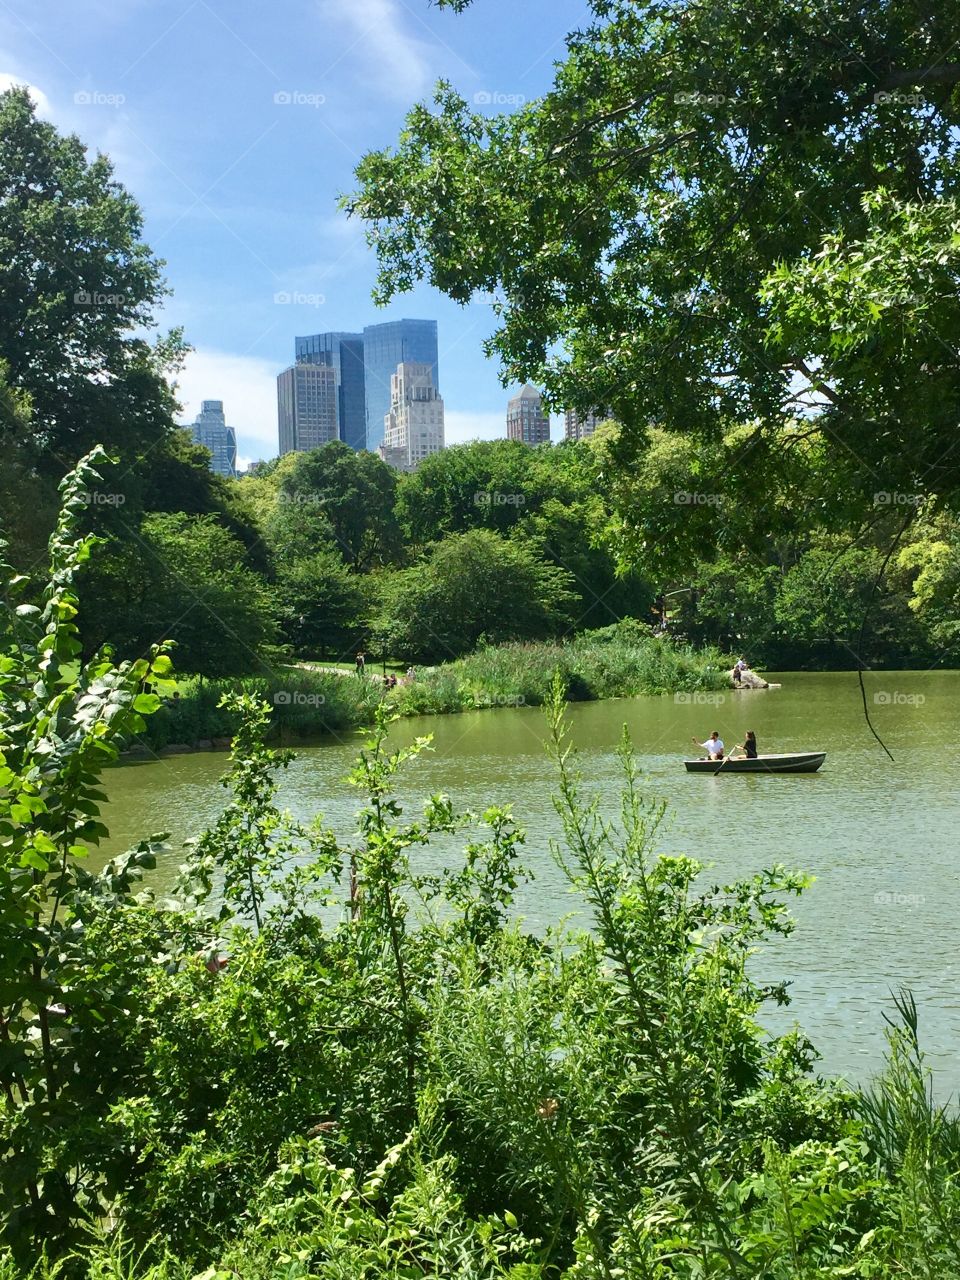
[134,622,731,751]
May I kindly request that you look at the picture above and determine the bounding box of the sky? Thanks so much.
[0,0,591,466]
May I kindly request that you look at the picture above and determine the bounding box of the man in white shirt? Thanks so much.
[691,731,725,759]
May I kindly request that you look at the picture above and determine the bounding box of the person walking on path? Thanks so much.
[355,651,366,677]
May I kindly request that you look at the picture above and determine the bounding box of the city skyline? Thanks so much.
[8,0,589,466]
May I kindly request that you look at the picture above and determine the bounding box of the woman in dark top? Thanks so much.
[737,730,758,759]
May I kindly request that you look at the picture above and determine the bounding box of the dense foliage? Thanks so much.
[348,0,960,530]
[3,466,960,1280]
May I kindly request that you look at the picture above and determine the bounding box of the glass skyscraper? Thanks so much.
[362,320,439,453]
[189,400,237,477]
[294,332,366,451]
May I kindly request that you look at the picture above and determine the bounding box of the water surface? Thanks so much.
[101,671,960,1092]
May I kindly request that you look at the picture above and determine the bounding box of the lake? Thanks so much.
[100,670,960,1093]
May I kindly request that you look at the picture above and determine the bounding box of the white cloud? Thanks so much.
[317,0,445,102]
[172,348,280,463]
[0,72,52,118]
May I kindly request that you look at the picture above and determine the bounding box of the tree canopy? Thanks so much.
[347,0,960,530]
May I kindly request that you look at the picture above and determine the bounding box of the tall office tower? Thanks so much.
[277,364,338,454]
[295,332,366,450]
[506,385,550,445]
[564,407,610,441]
[363,319,439,454]
[189,400,237,477]
[379,361,445,471]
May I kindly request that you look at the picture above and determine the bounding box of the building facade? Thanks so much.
[189,400,237,477]
[294,331,366,450]
[277,364,338,454]
[362,319,439,454]
[506,385,550,446]
[379,361,444,471]
[563,407,610,441]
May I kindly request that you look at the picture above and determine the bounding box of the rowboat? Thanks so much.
[683,752,826,775]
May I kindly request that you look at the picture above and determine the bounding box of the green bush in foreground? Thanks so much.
[4,455,960,1279]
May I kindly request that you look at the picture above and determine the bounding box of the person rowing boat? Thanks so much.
[733,730,758,759]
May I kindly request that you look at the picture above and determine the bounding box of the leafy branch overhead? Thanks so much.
[347,0,960,518]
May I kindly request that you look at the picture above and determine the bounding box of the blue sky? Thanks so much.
[1,0,590,464]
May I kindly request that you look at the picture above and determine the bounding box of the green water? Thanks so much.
[101,670,960,1092]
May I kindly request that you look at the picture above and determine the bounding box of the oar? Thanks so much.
[714,745,743,775]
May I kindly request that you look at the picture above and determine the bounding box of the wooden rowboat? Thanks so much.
[683,752,826,775]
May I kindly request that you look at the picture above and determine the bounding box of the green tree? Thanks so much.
[376,528,578,662]
[347,0,960,523]
[0,87,182,474]
[397,438,546,541]
[272,443,401,570]
[82,513,275,676]
[274,546,368,659]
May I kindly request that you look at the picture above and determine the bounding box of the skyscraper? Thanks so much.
[294,331,366,450]
[379,361,445,471]
[564,407,610,441]
[362,319,439,454]
[507,385,550,446]
[277,364,338,454]
[189,400,237,477]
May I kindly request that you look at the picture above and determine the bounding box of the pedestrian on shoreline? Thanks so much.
[355,651,366,677]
